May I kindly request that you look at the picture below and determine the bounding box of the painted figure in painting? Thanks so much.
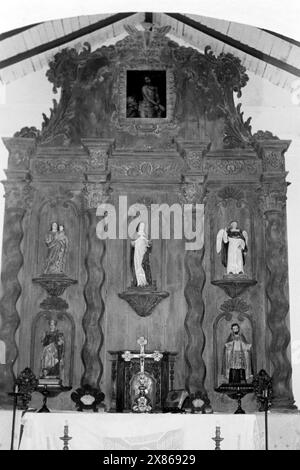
[40,319,64,380]
[43,222,69,275]
[222,323,253,384]
[216,221,248,275]
[139,76,165,118]
[131,222,152,287]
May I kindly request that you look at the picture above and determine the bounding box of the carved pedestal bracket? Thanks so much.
[212,278,257,298]
[118,286,169,317]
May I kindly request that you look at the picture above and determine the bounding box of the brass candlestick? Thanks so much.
[60,423,72,450]
[212,426,224,450]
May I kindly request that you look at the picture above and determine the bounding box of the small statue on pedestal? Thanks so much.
[216,221,248,276]
[43,222,69,275]
[222,323,253,384]
[130,222,152,287]
[40,319,64,385]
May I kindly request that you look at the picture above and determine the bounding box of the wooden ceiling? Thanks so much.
[0,11,299,91]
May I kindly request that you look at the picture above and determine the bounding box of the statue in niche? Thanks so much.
[139,75,165,118]
[43,222,69,275]
[40,319,64,383]
[222,323,253,384]
[130,222,152,288]
[126,71,166,119]
[216,221,248,275]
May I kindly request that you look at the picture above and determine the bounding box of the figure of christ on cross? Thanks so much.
[122,337,163,412]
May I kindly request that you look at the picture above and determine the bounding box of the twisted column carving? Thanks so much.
[263,183,296,409]
[0,207,25,402]
[184,247,208,400]
[81,209,106,388]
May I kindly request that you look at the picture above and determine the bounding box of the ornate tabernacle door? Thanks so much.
[109,351,176,412]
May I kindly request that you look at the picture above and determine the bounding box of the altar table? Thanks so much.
[18,412,257,450]
[2,410,300,450]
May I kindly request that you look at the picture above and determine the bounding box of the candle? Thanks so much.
[14,384,18,394]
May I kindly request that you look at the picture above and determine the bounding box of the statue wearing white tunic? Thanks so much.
[131,222,152,287]
[216,221,248,275]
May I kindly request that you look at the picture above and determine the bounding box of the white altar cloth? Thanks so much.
[18,412,258,450]
[0,409,23,450]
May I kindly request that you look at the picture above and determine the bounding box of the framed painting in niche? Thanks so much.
[126,70,167,118]
[117,66,176,127]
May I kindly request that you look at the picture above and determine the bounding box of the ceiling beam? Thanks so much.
[260,28,300,48]
[0,12,137,70]
[0,22,43,41]
[165,12,300,78]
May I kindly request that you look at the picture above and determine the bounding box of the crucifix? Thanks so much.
[122,336,163,412]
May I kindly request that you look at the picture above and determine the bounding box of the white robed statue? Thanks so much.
[131,222,152,287]
[216,221,248,275]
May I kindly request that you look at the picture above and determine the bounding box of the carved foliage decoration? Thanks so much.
[205,159,258,176]
[111,160,183,179]
[219,297,249,318]
[217,186,244,206]
[81,182,112,210]
[179,183,203,204]
[24,25,253,147]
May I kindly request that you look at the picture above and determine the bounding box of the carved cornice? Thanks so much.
[255,140,291,174]
[2,137,36,171]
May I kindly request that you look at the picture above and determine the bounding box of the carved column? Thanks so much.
[0,138,34,404]
[81,182,110,388]
[179,141,209,403]
[259,138,296,410]
[184,247,208,399]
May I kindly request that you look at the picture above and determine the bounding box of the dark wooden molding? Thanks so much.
[260,28,300,49]
[0,23,43,41]
[165,13,300,78]
[0,12,137,70]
